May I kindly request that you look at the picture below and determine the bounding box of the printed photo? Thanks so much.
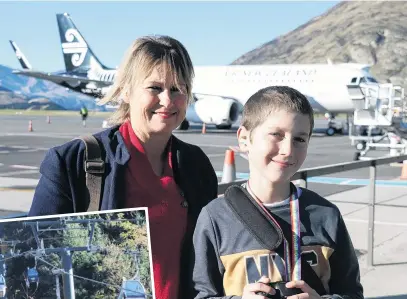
[0,208,154,299]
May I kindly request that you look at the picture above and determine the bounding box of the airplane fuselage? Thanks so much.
[192,64,374,114]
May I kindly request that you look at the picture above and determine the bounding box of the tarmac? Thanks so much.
[329,184,407,299]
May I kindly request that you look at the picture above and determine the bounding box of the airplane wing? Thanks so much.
[12,70,112,87]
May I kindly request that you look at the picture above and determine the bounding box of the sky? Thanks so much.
[0,1,340,72]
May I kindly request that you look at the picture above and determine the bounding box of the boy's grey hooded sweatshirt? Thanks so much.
[190,185,363,299]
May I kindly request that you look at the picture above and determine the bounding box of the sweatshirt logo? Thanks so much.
[245,251,318,283]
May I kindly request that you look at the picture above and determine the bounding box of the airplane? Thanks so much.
[11,12,382,134]
[11,14,239,129]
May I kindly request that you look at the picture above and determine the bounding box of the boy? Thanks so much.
[190,86,363,299]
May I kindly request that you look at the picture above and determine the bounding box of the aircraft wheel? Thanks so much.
[355,141,366,151]
[326,127,335,136]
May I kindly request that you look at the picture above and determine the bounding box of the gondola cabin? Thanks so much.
[117,279,146,299]
[27,267,39,284]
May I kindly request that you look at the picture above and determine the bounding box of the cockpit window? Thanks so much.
[351,77,358,83]
[360,77,378,83]
[366,77,378,83]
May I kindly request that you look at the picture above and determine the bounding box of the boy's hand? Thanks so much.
[285,280,322,299]
[242,276,275,299]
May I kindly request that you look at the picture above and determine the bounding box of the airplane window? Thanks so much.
[351,77,357,83]
[360,77,367,83]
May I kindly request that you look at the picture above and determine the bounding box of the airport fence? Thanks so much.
[218,154,407,268]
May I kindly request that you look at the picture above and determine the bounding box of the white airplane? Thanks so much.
[12,13,381,133]
[191,63,379,128]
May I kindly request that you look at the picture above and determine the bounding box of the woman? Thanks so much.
[28,35,219,299]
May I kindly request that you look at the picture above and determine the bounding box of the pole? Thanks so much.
[62,250,75,299]
[367,164,376,267]
[55,274,61,299]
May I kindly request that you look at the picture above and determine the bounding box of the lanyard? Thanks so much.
[246,181,301,282]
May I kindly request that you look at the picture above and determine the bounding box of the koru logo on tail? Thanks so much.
[61,29,88,67]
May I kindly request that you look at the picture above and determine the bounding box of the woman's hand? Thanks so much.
[242,276,275,299]
[286,280,322,299]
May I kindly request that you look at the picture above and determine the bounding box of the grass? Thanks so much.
[0,109,113,117]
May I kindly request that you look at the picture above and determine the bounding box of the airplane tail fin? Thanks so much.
[56,13,110,72]
[9,40,32,70]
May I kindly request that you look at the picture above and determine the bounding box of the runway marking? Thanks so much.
[17,149,40,153]
[0,170,39,176]
[0,146,49,153]
[207,153,228,158]
[307,176,407,186]
[0,187,35,192]
[195,144,234,149]
[10,165,39,170]
[3,133,77,139]
[340,179,357,185]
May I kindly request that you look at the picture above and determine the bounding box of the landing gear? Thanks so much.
[325,113,344,136]
[326,127,336,136]
[355,141,367,151]
[353,152,361,161]
[215,124,232,130]
[177,120,190,130]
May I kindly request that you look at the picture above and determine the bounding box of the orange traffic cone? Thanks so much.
[47,115,51,124]
[202,123,206,134]
[400,160,407,180]
[221,150,236,183]
[28,120,33,132]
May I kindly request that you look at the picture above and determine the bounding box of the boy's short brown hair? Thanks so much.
[241,86,314,136]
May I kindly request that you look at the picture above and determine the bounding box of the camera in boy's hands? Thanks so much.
[256,281,302,299]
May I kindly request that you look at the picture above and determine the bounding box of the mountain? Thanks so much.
[0,64,106,111]
[232,1,407,89]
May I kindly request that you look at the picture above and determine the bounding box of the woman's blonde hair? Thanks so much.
[98,35,195,125]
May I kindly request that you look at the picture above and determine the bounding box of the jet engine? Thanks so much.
[185,96,240,129]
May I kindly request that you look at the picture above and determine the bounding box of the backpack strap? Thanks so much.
[224,184,327,295]
[76,135,105,212]
[224,185,283,250]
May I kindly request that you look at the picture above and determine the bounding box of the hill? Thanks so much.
[232,1,407,89]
